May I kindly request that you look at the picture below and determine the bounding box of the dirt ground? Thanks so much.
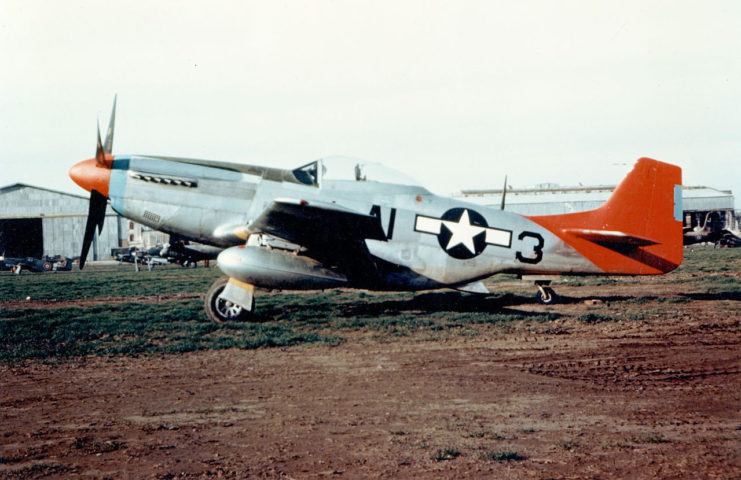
[2,279,740,479]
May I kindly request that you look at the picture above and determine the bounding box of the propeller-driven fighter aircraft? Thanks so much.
[70,99,684,322]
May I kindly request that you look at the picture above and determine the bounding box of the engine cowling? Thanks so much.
[217,245,348,289]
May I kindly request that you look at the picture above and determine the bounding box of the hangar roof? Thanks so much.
[457,184,734,215]
[0,183,86,200]
[0,183,115,218]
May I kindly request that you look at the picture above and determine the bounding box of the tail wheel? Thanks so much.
[536,286,558,305]
[204,276,253,323]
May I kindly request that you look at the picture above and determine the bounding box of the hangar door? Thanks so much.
[0,218,43,258]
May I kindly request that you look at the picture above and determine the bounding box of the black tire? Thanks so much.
[42,261,52,272]
[204,276,254,323]
[536,287,558,305]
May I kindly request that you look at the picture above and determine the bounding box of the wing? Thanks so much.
[247,199,387,281]
[249,198,387,245]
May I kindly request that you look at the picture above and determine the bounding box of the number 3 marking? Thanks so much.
[516,231,544,264]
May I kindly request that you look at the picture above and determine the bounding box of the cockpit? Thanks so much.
[292,156,422,188]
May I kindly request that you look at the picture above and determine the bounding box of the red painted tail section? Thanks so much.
[528,158,683,274]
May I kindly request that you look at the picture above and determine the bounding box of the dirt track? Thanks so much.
[2,280,740,479]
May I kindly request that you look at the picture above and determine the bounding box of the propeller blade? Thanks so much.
[95,119,107,167]
[81,96,116,268]
[104,94,117,154]
[500,175,508,210]
[79,190,108,269]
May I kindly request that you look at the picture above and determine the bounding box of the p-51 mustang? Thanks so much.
[70,99,684,322]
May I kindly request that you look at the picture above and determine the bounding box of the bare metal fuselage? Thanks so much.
[107,155,596,291]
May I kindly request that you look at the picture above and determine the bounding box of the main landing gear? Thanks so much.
[204,276,254,323]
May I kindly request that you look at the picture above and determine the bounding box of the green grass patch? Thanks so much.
[677,247,741,274]
[0,301,341,364]
[479,449,525,461]
[627,434,670,444]
[0,285,563,363]
[0,264,222,301]
[578,313,613,324]
[431,447,461,461]
[558,439,580,450]
[467,430,505,440]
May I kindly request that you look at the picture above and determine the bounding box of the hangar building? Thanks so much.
[0,183,165,260]
[456,184,737,231]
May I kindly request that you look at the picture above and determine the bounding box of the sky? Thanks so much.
[1,1,740,205]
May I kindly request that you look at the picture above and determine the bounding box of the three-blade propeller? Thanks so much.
[79,96,116,269]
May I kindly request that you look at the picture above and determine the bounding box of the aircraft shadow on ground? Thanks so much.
[257,290,739,323]
[557,295,634,304]
[253,292,562,322]
[680,291,741,301]
[546,291,739,304]
[341,292,559,317]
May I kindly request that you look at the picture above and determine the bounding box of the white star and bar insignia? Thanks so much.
[415,208,512,259]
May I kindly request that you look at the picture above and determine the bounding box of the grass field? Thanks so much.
[1,247,739,364]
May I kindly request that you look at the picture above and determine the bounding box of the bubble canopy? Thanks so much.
[293,156,422,187]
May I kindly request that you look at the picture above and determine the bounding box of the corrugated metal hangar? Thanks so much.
[0,183,165,260]
[456,184,738,231]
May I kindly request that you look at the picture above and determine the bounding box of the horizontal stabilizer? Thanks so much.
[564,229,659,247]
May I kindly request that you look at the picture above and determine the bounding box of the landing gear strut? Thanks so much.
[204,276,254,323]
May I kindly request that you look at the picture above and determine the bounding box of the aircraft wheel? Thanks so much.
[536,286,558,305]
[204,276,253,323]
[42,261,52,272]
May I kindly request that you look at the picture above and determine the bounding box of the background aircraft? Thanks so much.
[114,236,221,269]
[113,239,220,270]
[70,100,684,322]
[683,212,741,247]
[159,236,222,267]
